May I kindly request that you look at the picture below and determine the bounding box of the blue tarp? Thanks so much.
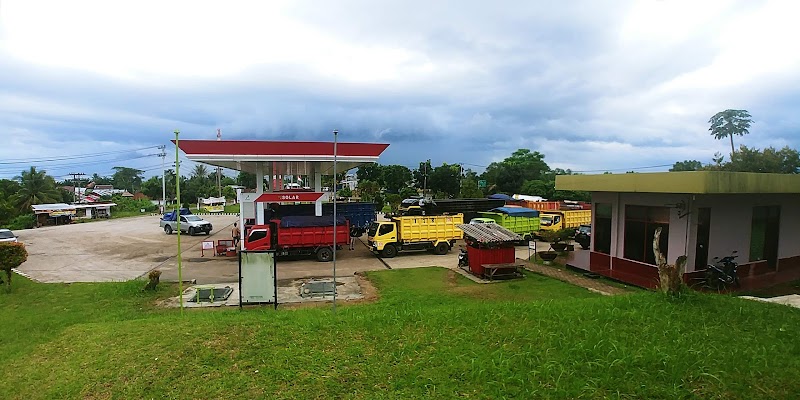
[161,208,191,221]
[488,193,514,201]
[279,215,348,228]
[489,207,539,218]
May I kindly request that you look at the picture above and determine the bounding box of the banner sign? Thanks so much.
[255,192,324,203]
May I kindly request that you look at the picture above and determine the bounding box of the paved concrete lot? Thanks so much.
[15,215,478,284]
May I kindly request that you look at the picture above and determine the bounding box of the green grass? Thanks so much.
[224,204,240,213]
[1,268,799,399]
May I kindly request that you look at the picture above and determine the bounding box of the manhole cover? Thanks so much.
[300,280,336,297]
[189,286,233,302]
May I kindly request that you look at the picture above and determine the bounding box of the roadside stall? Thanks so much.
[31,203,77,226]
[456,223,525,280]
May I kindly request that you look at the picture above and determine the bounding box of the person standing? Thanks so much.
[349,225,360,250]
[232,222,241,247]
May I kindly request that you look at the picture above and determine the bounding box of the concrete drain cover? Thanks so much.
[300,280,337,298]
[189,286,233,302]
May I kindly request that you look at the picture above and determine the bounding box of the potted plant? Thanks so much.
[541,228,574,252]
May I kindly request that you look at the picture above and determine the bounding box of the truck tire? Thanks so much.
[381,244,397,258]
[316,247,333,262]
[164,225,173,235]
[433,242,450,255]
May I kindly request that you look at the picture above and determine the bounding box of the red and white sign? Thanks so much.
[255,192,325,203]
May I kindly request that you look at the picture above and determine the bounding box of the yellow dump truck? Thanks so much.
[368,214,464,258]
[539,210,592,231]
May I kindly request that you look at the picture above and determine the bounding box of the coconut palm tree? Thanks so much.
[709,109,753,156]
[14,167,61,212]
[191,164,210,181]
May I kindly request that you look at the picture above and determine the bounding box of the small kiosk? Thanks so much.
[457,223,525,280]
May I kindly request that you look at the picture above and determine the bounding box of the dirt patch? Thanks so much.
[445,269,459,288]
[151,256,171,263]
[278,273,380,310]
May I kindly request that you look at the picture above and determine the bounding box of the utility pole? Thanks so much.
[158,145,166,213]
[216,129,222,197]
[69,172,86,203]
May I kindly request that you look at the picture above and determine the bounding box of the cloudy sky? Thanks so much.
[1,0,799,181]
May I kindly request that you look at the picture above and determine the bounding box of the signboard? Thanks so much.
[478,180,487,188]
[239,251,277,308]
[255,192,324,203]
[202,241,215,250]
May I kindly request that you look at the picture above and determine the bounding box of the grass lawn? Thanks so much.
[224,203,240,213]
[1,268,799,399]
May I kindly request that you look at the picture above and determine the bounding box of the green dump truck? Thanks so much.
[476,207,540,241]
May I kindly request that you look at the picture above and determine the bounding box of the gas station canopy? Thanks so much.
[175,140,390,175]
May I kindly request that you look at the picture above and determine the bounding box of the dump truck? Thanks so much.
[244,215,349,262]
[367,214,464,258]
[539,210,592,232]
[476,207,540,241]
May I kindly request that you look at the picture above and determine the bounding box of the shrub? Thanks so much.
[0,242,28,291]
[144,270,162,291]
[7,214,36,230]
[110,196,158,213]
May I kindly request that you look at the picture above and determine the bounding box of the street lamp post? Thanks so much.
[332,129,338,313]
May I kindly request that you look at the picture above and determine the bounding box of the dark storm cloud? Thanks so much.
[2,0,799,179]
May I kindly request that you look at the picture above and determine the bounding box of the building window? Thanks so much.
[750,206,780,268]
[623,205,669,265]
[694,208,711,271]
[594,203,612,254]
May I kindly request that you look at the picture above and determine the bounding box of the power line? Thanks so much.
[0,145,160,165]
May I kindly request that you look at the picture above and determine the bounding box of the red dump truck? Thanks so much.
[244,215,349,262]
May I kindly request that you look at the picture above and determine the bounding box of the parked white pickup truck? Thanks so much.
[160,214,213,235]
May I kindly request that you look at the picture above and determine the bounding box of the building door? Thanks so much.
[694,208,711,271]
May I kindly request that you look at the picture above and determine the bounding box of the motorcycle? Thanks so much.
[705,250,740,290]
[458,246,469,270]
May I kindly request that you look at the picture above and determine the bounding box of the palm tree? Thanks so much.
[709,109,753,156]
[191,165,209,181]
[15,167,61,212]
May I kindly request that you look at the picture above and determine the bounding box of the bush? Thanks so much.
[6,214,36,230]
[540,228,574,243]
[110,196,158,213]
[0,242,28,290]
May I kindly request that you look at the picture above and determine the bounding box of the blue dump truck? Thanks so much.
[265,202,377,236]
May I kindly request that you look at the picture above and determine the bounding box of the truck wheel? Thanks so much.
[433,242,450,255]
[188,227,195,236]
[316,247,333,262]
[164,225,173,235]
[381,244,397,258]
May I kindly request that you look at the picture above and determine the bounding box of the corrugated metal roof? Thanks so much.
[457,223,523,243]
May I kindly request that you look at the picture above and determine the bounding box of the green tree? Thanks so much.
[222,186,237,201]
[670,160,703,172]
[356,180,381,203]
[481,149,550,194]
[428,163,461,199]
[520,180,554,198]
[381,165,412,193]
[385,193,402,211]
[337,186,352,198]
[14,167,61,212]
[412,160,433,192]
[709,109,753,156]
[90,173,113,185]
[191,165,210,181]
[141,176,163,201]
[727,145,800,174]
[111,167,144,192]
[459,178,483,199]
[399,186,418,200]
[237,171,256,189]
[356,164,383,183]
